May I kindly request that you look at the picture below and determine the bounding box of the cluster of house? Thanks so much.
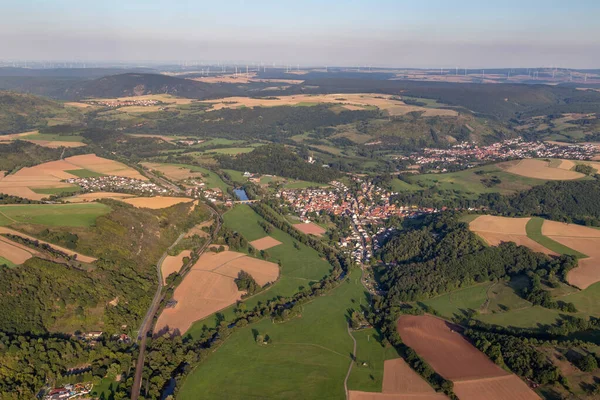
[408,139,598,170]
[176,139,204,146]
[86,99,160,107]
[181,179,227,203]
[43,383,93,400]
[277,179,438,263]
[65,176,169,195]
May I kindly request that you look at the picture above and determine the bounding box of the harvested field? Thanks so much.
[25,140,86,148]
[502,158,584,180]
[156,251,279,335]
[0,236,35,264]
[249,236,282,250]
[469,215,530,235]
[141,162,204,181]
[542,220,600,237]
[64,154,147,180]
[469,215,555,254]
[397,315,508,381]
[294,222,326,236]
[121,196,193,209]
[202,93,458,117]
[382,358,440,394]
[348,392,447,400]
[452,375,540,400]
[161,250,191,284]
[64,192,134,202]
[475,232,557,255]
[0,227,96,263]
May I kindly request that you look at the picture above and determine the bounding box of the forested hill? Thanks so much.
[273,78,600,119]
[218,144,341,183]
[0,91,81,134]
[64,73,242,100]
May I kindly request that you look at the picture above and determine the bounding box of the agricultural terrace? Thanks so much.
[397,315,540,400]
[178,269,368,400]
[201,93,458,117]
[0,154,145,200]
[500,158,600,180]
[155,250,279,336]
[186,205,332,335]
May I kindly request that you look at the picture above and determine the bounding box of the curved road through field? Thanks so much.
[343,324,358,399]
[131,202,220,400]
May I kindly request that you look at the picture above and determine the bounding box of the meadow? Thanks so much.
[186,205,333,335]
[31,186,82,195]
[179,268,367,400]
[0,203,111,227]
[0,256,16,267]
[526,217,588,257]
[64,169,105,178]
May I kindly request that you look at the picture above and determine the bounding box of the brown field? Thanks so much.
[469,215,554,254]
[249,236,282,250]
[382,358,440,395]
[538,220,600,289]
[121,196,193,209]
[0,236,35,264]
[294,222,326,236]
[397,315,539,399]
[156,251,279,335]
[348,392,447,400]
[0,130,38,141]
[128,134,180,143]
[0,226,96,263]
[397,315,508,381]
[161,250,192,284]
[0,155,144,200]
[64,102,92,108]
[201,93,458,117]
[64,154,147,180]
[452,375,540,400]
[65,192,134,202]
[141,162,205,181]
[25,140,86,148]
[501,158,584,180]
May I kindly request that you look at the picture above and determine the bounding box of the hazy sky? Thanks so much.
[2,0,600,68]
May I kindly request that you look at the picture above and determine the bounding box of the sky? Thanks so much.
[1,0,600,68]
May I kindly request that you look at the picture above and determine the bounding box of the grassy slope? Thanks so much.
[186,205,332,335]
[179,269,367,400]
[526,217,588,258]
[65,169,105,178]
[0,256,16,267]
[0,203,111,227]
[25,133,85,142]
[31,185,82,195]
[421,282,491,319]
[169,163,229,191]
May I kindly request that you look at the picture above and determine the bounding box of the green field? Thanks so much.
[187,205,333,335]
[164,163,229,191]
[422,282,491,319]
[0,256,16,268]
[223,169,247,184]
[347,328,400,392]
[179,269,367,400]
[66,169,105,178]
[204,147,256,155]
[390,178,421,192]
[90,377,119,399]
[0,213,12,226]
[526,217,588,258]
[407,164,549,197]
[31,185,82,195]
[192,138,245,148]
[0,203,111,227]
[25,133,85,142]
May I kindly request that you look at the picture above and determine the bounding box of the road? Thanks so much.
[131,203,221,400]
[343,324,358,399]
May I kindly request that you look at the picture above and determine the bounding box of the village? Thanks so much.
[406,138,598,170]
[65,176,170,196]
[278,178,438,264]
[85,99,161,108]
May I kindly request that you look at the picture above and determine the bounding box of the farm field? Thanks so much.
[0,154,144,200]
[0,130,86,148]
[408,164,548,197]
[64,192,134,202]
[202,147,256,155]
[121,196,193,209]
[499,158,585,180]
[178,268,367,400]
[0,235,35,264]
[294,222,327,236]
[469,215,556,255]
[526,217,588,257]
[186,205,332,335]
[161,250,191,284]
[397,315,540,400]
[249,236,282,250]
[201,93,458,117]
[155,250,279,336]
[0,203,110,227]
[144,162,228,191]
[0,255,16,267]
